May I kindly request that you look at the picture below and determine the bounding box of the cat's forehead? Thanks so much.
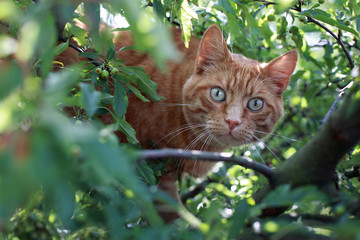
[217,60,269,96]
[231,53,262,68]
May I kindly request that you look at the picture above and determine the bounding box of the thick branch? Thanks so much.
[137,149,274,180]
[255,83,360,202]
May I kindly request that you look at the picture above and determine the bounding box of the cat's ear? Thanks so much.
[264,49,298,94]
[195,25,231,73]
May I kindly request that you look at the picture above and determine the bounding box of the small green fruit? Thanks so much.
[267,14,276,21]
[111,68,119,76]
[298,15,306,23]
[95,67,102,75]
[101,70,109,80]
[318,0,325,4]
[344,20,351,26]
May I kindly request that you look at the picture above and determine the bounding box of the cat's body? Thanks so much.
[58,25,297,219]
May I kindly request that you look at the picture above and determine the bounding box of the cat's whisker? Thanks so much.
[195,130,215,175]
[163,124,207,178]
[184,129,211,177]
[185,129,209,152]
[203,133,215,152]
[248,139,266,164]
[174,126,208,177]
[151,123,206,148]
[162,124,205,147]
[253,129,298,142]
[251,134,280,162]
[199,130,213,151]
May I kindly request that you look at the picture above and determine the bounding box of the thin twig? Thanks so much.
[181,178,216,204]
[306,17,354,69]
[137,148,274,181]
[58,34,102,67]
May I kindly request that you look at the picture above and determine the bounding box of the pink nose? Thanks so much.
[226,119,240,131]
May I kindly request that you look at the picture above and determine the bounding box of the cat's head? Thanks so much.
[182,25,297,149]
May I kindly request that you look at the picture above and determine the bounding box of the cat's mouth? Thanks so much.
[216,132,250,146]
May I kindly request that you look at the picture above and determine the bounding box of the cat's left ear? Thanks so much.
[264,49,298,94]
[195,25,231,73]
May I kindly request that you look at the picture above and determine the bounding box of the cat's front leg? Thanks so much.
[156,171,181,222]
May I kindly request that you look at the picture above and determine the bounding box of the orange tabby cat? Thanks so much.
[58,24,297,219]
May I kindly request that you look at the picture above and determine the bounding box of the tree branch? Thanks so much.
[137,149,274,181]
[254,83,360,203]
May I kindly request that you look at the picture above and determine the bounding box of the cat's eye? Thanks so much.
[247,98,264,111]
[210,87,226,102]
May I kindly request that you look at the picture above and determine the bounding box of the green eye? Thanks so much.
[210,87,226,102]
[247,98,264,111]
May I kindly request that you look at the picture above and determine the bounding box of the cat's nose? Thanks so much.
[226,119,240,131]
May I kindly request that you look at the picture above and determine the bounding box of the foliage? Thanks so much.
[0,0,359,239]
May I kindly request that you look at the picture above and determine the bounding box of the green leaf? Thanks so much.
[0,61,22,100]
[137,161,156,185]
[120,66,164,102]
[84,2,100,38]
[45,68,80,93]
[116,75,149,102]
[53,40,69,56]
[99,92,114,106]
[300,10,359,37]
[175,0,198,48]
[65,24,89,46]
[338,155,360,170]
[80,83,100,118]
[117,118,138,144]
[229,199,251,238]
[78,51,100,60]
[153,0,167,23]
[218,0,236,14]
[107,47,116,61]
[113,82,128,119]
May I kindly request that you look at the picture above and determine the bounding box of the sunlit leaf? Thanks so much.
[175,0,198,48]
